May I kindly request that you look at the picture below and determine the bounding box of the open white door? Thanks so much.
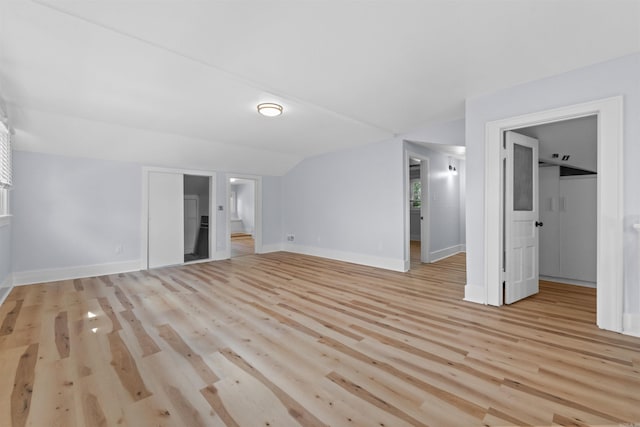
[148,172,184,268]
[504,131,540,304]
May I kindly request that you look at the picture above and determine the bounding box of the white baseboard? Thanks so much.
[0,273,13,306]
[623,313,640,338]
[283,243,406,272]
[464,283,486,304]
[539,275,596,288]
[211,250,229,261]
[13,260,141,286]
[430,244,465,263]
[260,243,285,254]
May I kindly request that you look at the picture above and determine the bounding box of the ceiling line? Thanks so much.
[29,0,396,137]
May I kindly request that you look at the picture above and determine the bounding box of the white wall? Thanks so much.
[458,159,466,245]
[262,176,283,248]
[0,223,10,286]
[11,151,142,275]
[465,52,640,315]
[215,171,228,252]
[236,181,255,235]
[283,138,406,270]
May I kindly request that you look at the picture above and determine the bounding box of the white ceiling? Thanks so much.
[517,115,597,172]
[0,1,638,175]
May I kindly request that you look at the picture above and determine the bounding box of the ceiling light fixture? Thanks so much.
[257,103,283,117]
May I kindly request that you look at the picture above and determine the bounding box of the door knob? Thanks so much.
[535,221,543,227]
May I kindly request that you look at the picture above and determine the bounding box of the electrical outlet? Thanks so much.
[286,234,295,242]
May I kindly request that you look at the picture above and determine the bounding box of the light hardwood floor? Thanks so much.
[231,234,255,258]
[1,252,639,426]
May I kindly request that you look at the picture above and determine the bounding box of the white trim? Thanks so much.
[226,174,263,258]
[0,214,10,227]
[430,244,465,263]
[141,167,217,270]
[539,275,596,288]
[12,260,140,286]
[261,243,285,253]
[623,313,640,338]
[0,273,12,306]
[463,283,486,304]
[481,96,624,333]
[0,287,11,307]
[283,243,406,272]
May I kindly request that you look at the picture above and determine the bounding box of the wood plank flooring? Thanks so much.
[231,234,255,258]
[1,252,639,426]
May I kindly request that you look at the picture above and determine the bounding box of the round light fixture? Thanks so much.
[257,102,283,117]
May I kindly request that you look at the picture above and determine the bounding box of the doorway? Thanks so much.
[143,168,216,269]
[482,96,623,332]
[228,176,257,258]
[518,116,597,288]
[184,175,210,263]
[407,156,430,268]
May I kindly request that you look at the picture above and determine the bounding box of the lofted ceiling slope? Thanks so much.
[0,1,638,175]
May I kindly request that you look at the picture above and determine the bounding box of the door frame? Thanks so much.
[225,173,263,258]
[483,96,623,332]
[141,167,217,270]
[404,150,431,269]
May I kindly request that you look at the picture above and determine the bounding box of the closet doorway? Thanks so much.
[227,175,261,258]
[143,168,216,269]
[184,175,210,263]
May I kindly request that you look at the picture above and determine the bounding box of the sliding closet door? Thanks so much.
[148,172,184,268]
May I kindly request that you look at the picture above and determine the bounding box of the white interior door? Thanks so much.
[505,131,540,304]
[183,196,199,254]
[148,172,184,268]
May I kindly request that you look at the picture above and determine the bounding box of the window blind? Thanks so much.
[0,122,11,188]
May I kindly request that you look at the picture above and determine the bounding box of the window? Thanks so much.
[410,179,421,208]
[0,121,11,219]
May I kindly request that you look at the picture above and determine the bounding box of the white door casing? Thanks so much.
[420,159,430,263]
[477,96,623,333]
[148,171,184,268]
[504,131,539,304]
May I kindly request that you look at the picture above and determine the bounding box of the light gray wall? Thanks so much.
[262,176,283,247]
[283,138,404,262]
[405,141,464,254]
[11,151,142,273]
[465,52,640,313]
[236,181,255,234]
[215,171,227,252]
[0,224,10,285]
[458,159,466,245]
[404,118,465,145]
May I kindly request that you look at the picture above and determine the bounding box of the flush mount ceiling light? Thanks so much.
[257,102,283,117]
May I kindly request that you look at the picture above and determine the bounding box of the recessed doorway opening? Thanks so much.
[481,96,623,333]
[228,176,258,258]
